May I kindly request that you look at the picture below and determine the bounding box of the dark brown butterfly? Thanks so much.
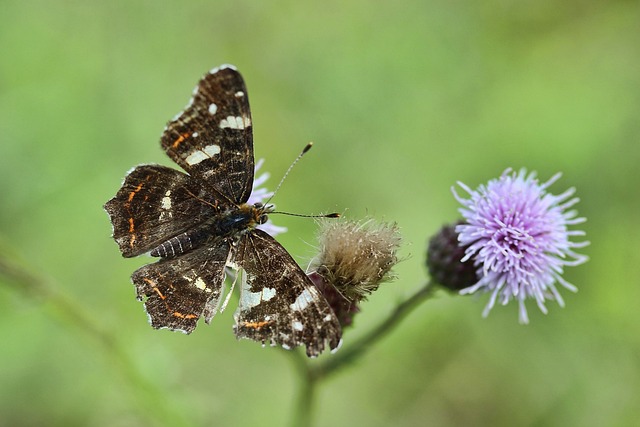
[104,65,341,357]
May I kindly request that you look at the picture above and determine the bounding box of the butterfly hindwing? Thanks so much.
[161,65,254,205]
[233,229,342,357]
[131,242,231,333]
[104,164,227,257]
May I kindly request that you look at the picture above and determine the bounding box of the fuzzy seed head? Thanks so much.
[310,219,402,304]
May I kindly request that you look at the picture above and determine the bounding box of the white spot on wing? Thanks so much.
[185,150,208,166]
[208,103,218,115]
[235,91,244,97]
[293,321,304,331]
[262,287,276,301]
[240,291,260,309]
[290,288,316,312]
[185,144,221,165]
[161,190,172,210]
[219,115,251,130]
[194,277,207,291]
[203,144,220,156]
[239,287,277,309]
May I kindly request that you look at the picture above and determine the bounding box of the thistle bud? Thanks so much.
[426,222,478,291]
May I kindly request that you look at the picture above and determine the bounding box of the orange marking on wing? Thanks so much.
[171,132,191,149]
[128,217,135,232]
[129,234,136,248]
[173,311,197,319]
[241,321,271,330]
[127,183,144,202]
[143,278,166,300]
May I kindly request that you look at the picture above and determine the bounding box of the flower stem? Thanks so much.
[293,371,316,427]
[285,349,318,427]
[313,280,436,379]
[286,280,437,426]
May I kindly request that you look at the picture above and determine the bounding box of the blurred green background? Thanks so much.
[1,0,639,426]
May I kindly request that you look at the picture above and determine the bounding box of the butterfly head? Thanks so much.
[246,202,275,228]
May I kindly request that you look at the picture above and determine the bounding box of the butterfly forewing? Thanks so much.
[161,65,254,205]
[233,229,341,357]
[104,164,226,257]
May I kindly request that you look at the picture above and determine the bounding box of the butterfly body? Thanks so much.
[149,202,269,258]
[104,65,341,357]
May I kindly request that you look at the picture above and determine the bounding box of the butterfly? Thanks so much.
[104,65,341,357]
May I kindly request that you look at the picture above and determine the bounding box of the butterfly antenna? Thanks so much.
[265,142,340,219]
[271,211,341,219]
[264,142,314,207]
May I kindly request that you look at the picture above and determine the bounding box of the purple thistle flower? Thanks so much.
[452,168,589,323]
[249,159,287,237]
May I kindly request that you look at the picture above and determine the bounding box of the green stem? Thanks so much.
[293,371,316,427]
[285,280,437,427]
[286,349,316,427]
[314,280,436,379]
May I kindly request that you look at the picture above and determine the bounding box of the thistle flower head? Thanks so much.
[452,168,589,323]
[309,219,402,326]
